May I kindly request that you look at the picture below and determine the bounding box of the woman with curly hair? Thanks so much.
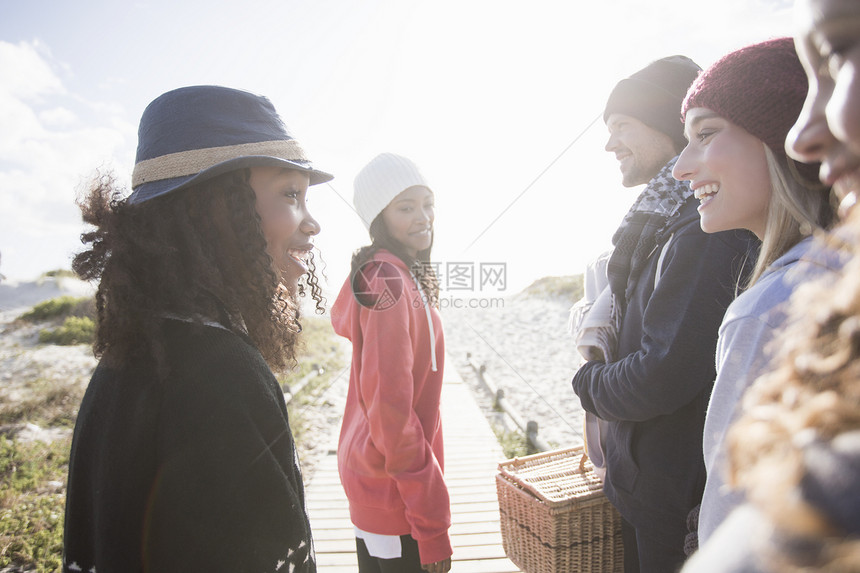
[681,1,860,569]
[62,85,332,573]
[331,153,451,573]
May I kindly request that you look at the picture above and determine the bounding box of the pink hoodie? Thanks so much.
[331,250,451,564]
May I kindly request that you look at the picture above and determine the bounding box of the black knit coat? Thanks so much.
[63,319,315,573]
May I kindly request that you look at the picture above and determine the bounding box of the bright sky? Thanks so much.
[0,0,794,296]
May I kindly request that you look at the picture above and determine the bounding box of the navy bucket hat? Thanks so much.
[128,85,334,204]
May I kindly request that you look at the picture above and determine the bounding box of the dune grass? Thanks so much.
[520,274,584,302]
[0,437,68,572]
[20,296,96,348]
[282,313,350,449]
[0,378,85,430]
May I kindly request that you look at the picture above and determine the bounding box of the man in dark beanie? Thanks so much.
[572,56,757,572]
[604,55,699,185]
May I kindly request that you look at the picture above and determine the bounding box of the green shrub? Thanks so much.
[41,269,77,279]
[495,428,530,459]
[38,316,95,346]
[20,296,93,323]
[0,436,68,572]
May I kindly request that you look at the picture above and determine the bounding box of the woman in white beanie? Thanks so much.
[331,153,452,573]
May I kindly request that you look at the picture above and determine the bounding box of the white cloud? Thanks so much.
[0,40,134,280]
[39,106,78,127]
[0,39,64,100]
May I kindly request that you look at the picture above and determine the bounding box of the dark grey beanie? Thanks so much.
[603,55,702,152]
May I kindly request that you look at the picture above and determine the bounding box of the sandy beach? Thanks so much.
[441,292,585,450]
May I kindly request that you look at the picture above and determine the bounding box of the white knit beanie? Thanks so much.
[353,153,431,230]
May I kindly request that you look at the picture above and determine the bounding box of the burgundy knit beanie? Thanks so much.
[681,37,807,161]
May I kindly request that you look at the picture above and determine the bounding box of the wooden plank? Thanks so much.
[451,532,506,548]
[449,485,502,499]
[452,510,506,525]
[308,506,350,520]
[310,509,503,528]
[307,355,520,572]
[316,552,520,573]
[310,527,355,541]
[308,518,512,550]
[450,520,503,535]
[449,500,501,513]
[314,537,357,553]
[446,558,521,573]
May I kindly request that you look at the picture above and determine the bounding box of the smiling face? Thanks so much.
[605,113,678,187]
[249,166,320,294]
[380,185,434,258]
[787,0,860,217]
[673,108,773,239]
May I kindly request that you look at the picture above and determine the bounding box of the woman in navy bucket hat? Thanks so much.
[63,85,330,572]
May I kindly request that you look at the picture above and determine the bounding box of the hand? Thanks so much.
[421,557,451,573]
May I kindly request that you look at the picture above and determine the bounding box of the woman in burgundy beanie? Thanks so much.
[673,36,835,552]
[682,38,819,178]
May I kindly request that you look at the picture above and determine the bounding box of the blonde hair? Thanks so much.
[747,145,832,287]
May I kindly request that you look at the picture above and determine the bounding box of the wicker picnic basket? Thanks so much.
[496,446,623,573]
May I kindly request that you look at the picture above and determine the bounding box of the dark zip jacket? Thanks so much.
[572,197,755,546]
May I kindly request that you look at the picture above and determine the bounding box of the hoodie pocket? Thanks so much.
[608,422,640,494]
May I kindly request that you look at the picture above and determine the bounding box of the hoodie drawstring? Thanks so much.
[410,273,437,372]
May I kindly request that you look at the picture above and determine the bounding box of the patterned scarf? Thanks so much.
[607,156,693,320]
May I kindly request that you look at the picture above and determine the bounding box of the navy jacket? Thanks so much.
[572,197,755,545]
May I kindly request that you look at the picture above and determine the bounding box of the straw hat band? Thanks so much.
[132,139,309,187]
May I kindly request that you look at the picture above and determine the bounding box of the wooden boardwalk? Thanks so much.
[305,360,521,572]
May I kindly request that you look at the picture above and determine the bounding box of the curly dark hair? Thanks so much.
[727,208,860,571]
[73,169,325,373]
[349,213,440,305]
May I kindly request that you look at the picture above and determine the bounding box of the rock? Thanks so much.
[0,423,72,444]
